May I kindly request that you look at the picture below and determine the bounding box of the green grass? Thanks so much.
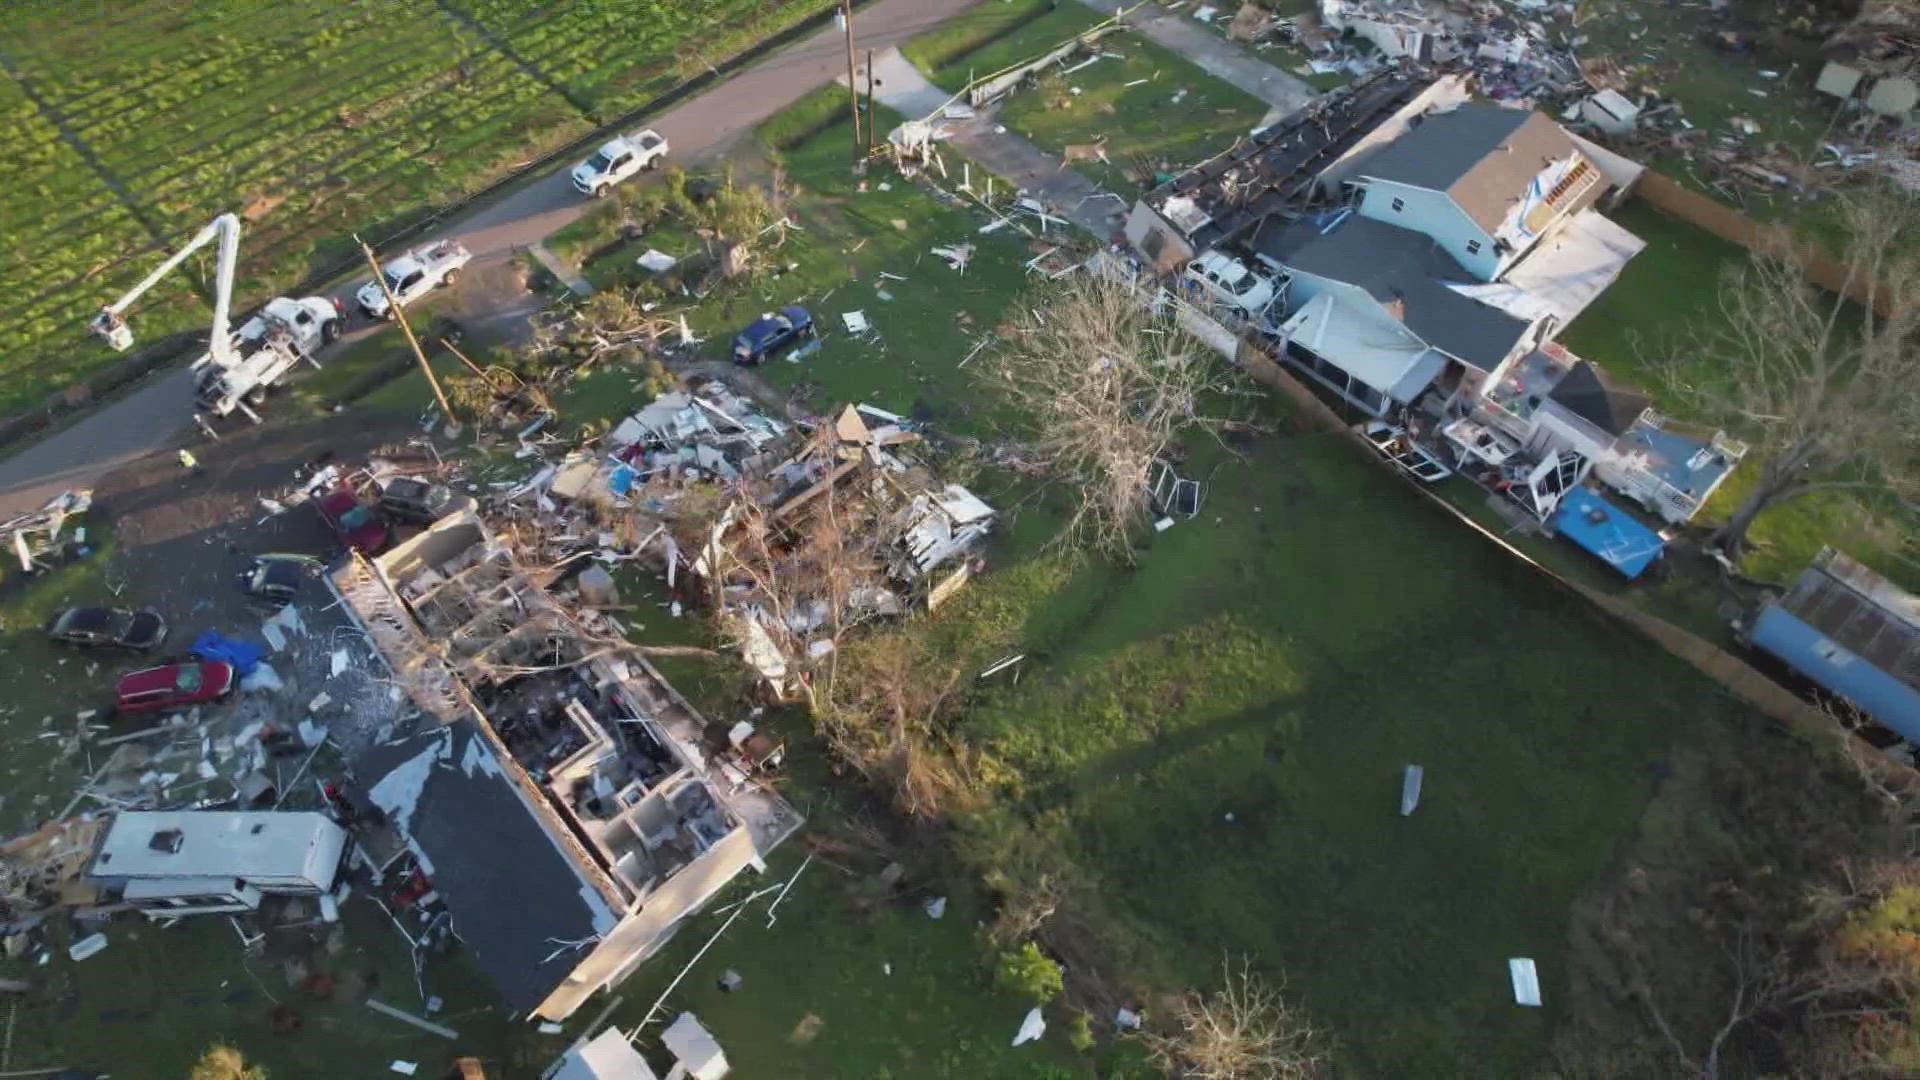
[0,0,838,414]
[990,30,1271,195]
[849,420,1769,1075]
[901,0,1074,83]
[914,2,1109,88]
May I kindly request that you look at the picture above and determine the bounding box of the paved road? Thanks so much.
[0,0,979,518]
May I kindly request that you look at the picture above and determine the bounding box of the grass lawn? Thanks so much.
[992,32,1272,196]
[906,0,1108,88]
[896,421,1755,1076]
[902,4,1269,196]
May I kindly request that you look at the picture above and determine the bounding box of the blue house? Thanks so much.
[1744,549,1920,741]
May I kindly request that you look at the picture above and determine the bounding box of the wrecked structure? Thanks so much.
[331,506,801,1021]
[706,403,997,696]
[86,810,348,918]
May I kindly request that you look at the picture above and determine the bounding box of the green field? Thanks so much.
[0,0,837,414]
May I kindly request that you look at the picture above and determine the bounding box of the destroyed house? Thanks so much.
[1745,549,1920,740]
[1124,70,1432,271]
[87,810,348,918]
[333,510,801,1020]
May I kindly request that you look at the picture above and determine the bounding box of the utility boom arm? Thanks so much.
[91,213,243,367]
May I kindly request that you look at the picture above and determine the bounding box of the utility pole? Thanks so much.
[865,48,877,158]
[841,0,861,166]
[357,237,455,428]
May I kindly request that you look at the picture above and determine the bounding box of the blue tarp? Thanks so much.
[608,464,637,497]
[191,631,264,677]
[1552,487,1664,580]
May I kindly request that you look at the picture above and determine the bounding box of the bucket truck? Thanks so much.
[90,214,343,423]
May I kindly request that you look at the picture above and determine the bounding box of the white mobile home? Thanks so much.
[87,810,348,918]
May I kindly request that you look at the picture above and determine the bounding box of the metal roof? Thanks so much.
[90,811,344,884]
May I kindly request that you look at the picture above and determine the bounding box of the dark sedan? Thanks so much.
[732,306,815,365]
[44,607,167,650]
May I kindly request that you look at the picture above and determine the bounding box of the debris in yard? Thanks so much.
[67,933,108,961]
[841,311,872,335]
[636,249,678,273]
[718,969,744,992]
[931,244,974,272]
[1,489,93,577]
[368,998,458,1040]
[1116,1007,1143,1031]
[1061,142,1109,168]
[924,896,947,919]
[979,655,1025,680]
[1013,1006,1047,1046]
[1400,764,1424,816]
[1510,958,1543,1007]
[389,1063,418,1076]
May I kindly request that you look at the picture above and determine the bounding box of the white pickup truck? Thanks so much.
[355,239,471,320]
[570,130,669,198]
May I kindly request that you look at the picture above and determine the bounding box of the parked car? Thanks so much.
[116,660,235,716]
[238,555,314,605]
[1357,421,1454,483]
[378,477,455,525]
[44,607,167,650]
[355,240,471,320]
[732,306,815,366]
[1182,250,1284,322]
[316,485,390,554]
[570,130,669,198]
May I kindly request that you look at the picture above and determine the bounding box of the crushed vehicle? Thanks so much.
[732,306,816,366]
[571,130,669,197]
[45,607,167,650]
[237,554,314,606]
[115,659,235,716]
[355,239,470,320]
[377,477,456,525]
[1182,250,1286,323]
[315,485,390,555]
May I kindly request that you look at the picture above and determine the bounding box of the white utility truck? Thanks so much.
[90,213,336,423]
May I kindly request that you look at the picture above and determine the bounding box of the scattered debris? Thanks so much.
[1013,1006,1047,1046]
[1509,958,1543,1007]
[1400,764,1424,816]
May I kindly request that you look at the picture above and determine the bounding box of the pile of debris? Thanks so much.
[704,403,997,696]
[2,489,94,585]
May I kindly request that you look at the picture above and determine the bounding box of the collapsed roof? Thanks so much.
[1143,70,1433,249]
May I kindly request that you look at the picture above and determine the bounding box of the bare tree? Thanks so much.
[1141,956,1332,1080]
[983,269,1242,562]
[1661,195,1919,560]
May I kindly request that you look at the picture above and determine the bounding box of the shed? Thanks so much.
[660,1013,729,1080]
[1746,549,1920,739]
[547,1029,659,1080]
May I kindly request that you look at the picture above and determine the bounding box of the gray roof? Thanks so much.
[1355,105,1579,232]
[356,720,620,1015]
[1254,213,1532,369]
[1548,359,1652,437]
